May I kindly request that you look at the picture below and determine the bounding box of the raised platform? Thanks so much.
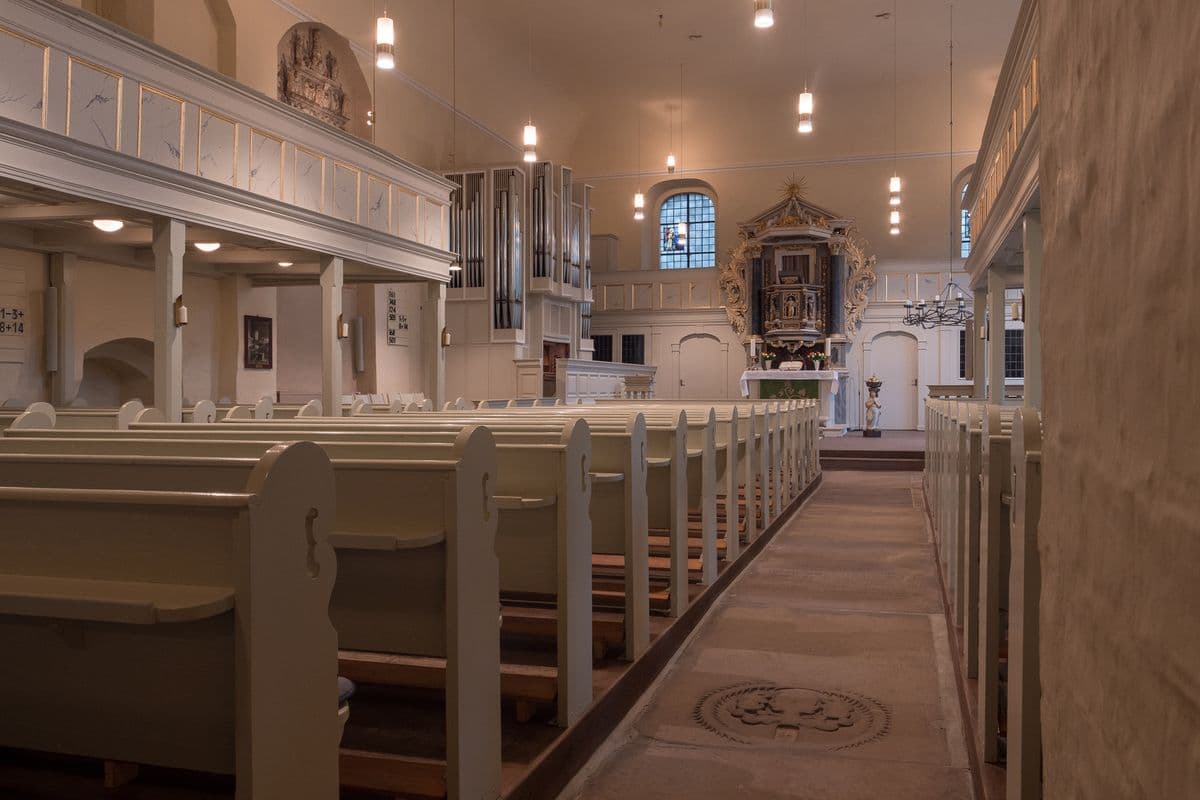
[820,430,925,471]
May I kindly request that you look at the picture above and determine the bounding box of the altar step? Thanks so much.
[820,449,924,472]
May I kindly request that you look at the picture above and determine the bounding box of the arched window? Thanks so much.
[960,183,972,258]
[659,192,716,269]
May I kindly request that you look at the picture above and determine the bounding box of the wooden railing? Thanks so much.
[963,0,1039,275]
[0,0,454,277]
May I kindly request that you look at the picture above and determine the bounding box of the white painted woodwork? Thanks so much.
[987,269,1007,405]
[869,331,919,429]
[320,255,343,421]
[152,218,184,422]
[0,0,456,280]
[1022,212,1043,410]
[0,441,340,799]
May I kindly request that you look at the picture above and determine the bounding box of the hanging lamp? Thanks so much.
[886,0,901,232]
[522,3,538,163]
[797,0,813,134]
[375,9,395,70]
[753,0,774,29]
[633,96,645,221]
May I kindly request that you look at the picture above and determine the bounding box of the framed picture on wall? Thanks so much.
[243,315,273,370]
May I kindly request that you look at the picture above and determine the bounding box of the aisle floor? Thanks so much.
[560,471,974,800]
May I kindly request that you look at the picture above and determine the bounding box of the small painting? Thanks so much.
[243,315,273,370]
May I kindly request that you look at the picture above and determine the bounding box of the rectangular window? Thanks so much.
[961,209,972,258]
[959,329,968,380]
[1004,328,1024,379]
[593,334,613,363]
[621,334,646,365]
[659,192,716,269]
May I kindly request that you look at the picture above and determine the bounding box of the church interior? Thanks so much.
[0,0,1194,798]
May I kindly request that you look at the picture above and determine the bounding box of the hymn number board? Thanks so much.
[0,266,27,364]
[386,288,408,346]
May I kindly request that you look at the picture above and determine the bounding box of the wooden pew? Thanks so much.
[272,399,323,418]
[219,397,274,420]
[181,399,218,424]
[108,413,651,664]
[0,432,502,800]
[1008,408,1043,800]
[0,441,340,799]
[978,405,1014,765]
[215,409,683,621]
[51,399,148,430]
[0,402,55,431]
[5,420,599,727]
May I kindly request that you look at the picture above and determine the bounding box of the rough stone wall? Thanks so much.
[1039,1,1200,796]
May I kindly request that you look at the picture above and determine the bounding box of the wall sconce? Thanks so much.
[337,313,349,339]
[174,295,188,327]
[441,327,452,347]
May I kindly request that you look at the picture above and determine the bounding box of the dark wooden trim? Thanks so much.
[503,474,824,800]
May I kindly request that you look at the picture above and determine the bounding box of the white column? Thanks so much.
[1023,211,1043,410]
[423,280,446,408]
[320,255,344,417]
[48,252,77,405]
[152,218,184,422]
[973,288,987,400]
[987,267,1006,405]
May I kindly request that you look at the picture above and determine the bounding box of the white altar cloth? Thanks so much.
[739,369,842,398]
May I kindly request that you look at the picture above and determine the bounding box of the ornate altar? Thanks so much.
[718,177,877,367]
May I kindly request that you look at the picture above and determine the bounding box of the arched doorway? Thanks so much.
[677,333,728,399]
[75,337,154,408]
[867,331,919,430]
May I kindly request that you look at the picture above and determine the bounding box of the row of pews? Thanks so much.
[0,397,821,799]
[924,399,1044,800]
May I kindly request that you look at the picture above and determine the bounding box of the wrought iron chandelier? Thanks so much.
[902,281,973,329]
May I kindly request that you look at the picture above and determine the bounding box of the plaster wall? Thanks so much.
[1039,1,1200,795]
[0,248,47,405]
[275,283,359,401]
[589,154,973,277]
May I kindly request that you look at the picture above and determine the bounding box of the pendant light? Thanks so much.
[886,0,901,232]
[675,63,687,240]
[797,0,813,134]
[448,0,462,272]
[753,0,775,29]
[666,104,676,173]
[633,99,645,221]
[375,8,395,70]
[522,2,538,163]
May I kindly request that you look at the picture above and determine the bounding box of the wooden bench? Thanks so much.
[0,431,503,800]
[0,402,55,431]
[49,399,149,430]
[1008,408,1043,800]
[9,419,604,727]
[0,441,340,799]
[197,411,661,632]
[209,414,647,659]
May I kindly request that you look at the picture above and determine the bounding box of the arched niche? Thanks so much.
[277,23,372,140]
[74,337,154,408]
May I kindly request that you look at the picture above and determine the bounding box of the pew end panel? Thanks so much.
[0,442,340,799]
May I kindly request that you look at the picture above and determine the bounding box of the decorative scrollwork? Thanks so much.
[842,231,877,337]
[718,238,761,364]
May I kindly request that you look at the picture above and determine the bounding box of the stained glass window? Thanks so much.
[960,184,972,258]
[659,192,716,269]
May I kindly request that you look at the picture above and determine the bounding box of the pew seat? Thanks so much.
[0,573,234,625]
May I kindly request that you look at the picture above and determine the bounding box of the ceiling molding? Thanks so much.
[269,0,520,155]
[579,148,980,183]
